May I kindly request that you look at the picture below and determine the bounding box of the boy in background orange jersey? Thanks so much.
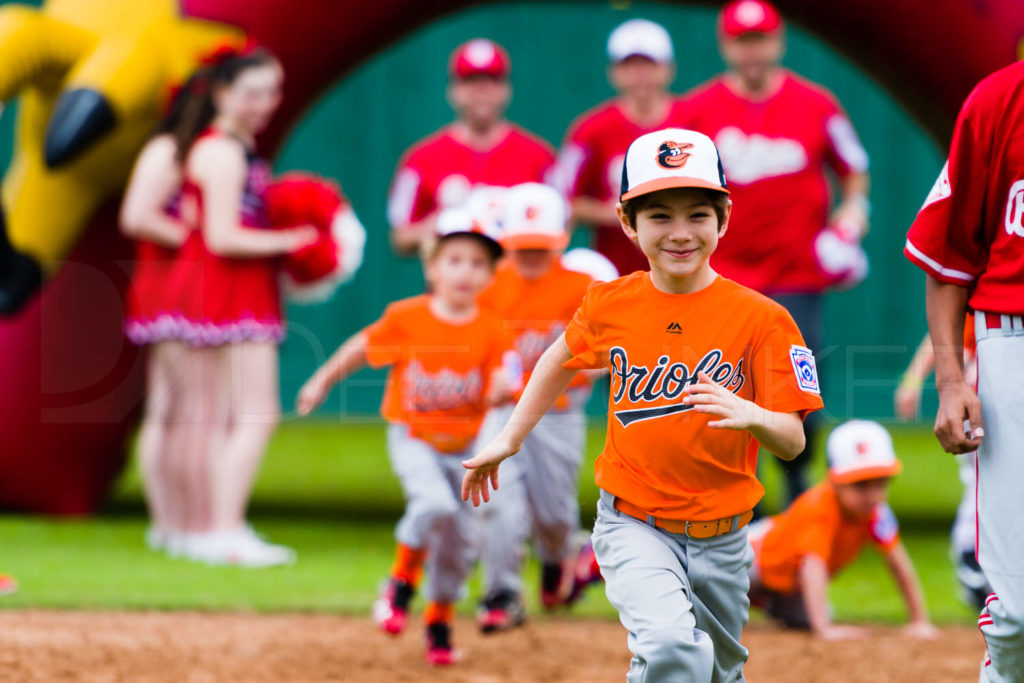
[296,217,516,667]
[474,183,602,633]
[748,420,938,641]
[463,128,823,681]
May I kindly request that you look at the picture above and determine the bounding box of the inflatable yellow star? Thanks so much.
[0,0,242,314]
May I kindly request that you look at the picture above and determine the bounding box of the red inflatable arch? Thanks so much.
[1,0,1021,513]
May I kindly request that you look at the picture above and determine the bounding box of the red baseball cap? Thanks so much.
[449,39,510,80]
[719,0,783,37]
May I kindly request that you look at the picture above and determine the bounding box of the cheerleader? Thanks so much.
[162,47,317,566]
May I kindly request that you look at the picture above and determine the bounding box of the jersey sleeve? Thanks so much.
[904,85,991,285]
[869,502,901,552]
[386,152,430,230]
[750,305,825,418]
[562,284,603,370]
[822,96,869,177]
[362,304,405,368]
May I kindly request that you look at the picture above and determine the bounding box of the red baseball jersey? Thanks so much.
[387,124,555,229]
[905,61,1024,315]
[679,72,869,295]
[563,272,824,520]
[557,99,693,276]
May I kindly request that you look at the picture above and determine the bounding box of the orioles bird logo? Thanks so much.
[657,141,693,169]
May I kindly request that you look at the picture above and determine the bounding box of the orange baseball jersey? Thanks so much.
[480,261,593,402]
[563,272,824,520]
[363,295,514,453]
[753,481,902,594]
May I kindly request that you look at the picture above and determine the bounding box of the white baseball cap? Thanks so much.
[562,248,620,282]
[620,128,730,202]
[435,188,505,258]
[500,183,570,250]
[607,19,674,64]
[826,420,902,484]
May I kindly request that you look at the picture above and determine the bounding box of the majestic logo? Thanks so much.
[403,361,484,412]
[1005,179,1024,237]
[789,345,820,394]
[666,322,682,334]
[657,141,693,169]
[609,347,745,427]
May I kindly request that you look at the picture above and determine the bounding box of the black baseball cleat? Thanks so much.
[0,209,43,316]
[425,621,458,666]
[477,589,526,634]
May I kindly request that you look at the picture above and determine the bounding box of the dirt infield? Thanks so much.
[0,611,982,682]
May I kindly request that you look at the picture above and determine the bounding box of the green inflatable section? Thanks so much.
[274,2,943,421]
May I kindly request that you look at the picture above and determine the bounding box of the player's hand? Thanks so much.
[902,621,940,640]
[683,371,764,430]
[461,437,520,506]
[296,375,329,416]
[934,379,983,454]
[818,624,870,641]
[829,200,869,241]
[894,382,922,421]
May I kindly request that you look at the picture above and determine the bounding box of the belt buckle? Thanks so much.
[683,520,694,537]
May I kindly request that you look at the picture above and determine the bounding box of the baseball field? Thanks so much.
[0,420,986,681]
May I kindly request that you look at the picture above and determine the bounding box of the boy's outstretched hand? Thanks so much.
[461,438,520,506]
[296,376,329,417]
[683,371,764,429]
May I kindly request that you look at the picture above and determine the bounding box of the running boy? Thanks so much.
[463,128,823,681]
[474,182,600,632]
[297,218,514,666]
[748,420,938,640]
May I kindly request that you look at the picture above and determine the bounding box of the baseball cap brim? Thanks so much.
[621,177,730,202]
[438,231,504,260]
[829,461,902,485]
[501,233,570,251]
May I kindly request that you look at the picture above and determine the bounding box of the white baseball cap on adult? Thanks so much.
[826,420,902,484]
[620,128,730,202]
[500,183,570,250]
[607,19,674,64]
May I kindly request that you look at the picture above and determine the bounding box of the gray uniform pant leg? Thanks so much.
[593,491,752,683]
[521,395,587,564]
[975,326,1024,683]
[386,423,461,550]
[423,454,480,604]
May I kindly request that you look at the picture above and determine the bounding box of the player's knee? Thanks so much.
[638,627,709,671]
[417,495,459,526]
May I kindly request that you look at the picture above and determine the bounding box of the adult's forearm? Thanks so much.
[924,276,969,387]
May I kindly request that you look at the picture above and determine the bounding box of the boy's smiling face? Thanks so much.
[618,187,731,293]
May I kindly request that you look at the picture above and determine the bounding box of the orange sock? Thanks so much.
[390,543,426,587]
[424,601,454,625]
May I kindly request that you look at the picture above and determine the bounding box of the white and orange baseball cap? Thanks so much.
[562,248,620,282]
[500,183,570,251]
[607,19,675,64]
[435,186,505,259]
[620,128,730,202]
[719,0,783,37]
[826,420,902,484]
[449,38,510,80]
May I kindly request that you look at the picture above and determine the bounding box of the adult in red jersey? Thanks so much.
[904,61,1024,683]
[387,39,555,255]
[557,18,689,276]
[679,0,870,502]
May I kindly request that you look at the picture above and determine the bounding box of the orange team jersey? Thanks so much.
[479,261,594,407]
[753,481,901,594]
[563,272,824,520]
[362,295,514,453]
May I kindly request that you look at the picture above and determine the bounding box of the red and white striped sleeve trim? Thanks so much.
[903,238,977,284]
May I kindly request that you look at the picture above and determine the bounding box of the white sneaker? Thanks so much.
[145,526,166,551]
[192,528,296,568]
[163,530,189,559]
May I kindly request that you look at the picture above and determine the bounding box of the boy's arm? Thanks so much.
[296,332,369,416]
[799,554,869,641]
[883,542,940,639]
[895,333,934,421]
[462,336,579,505]
[684,371,805,460]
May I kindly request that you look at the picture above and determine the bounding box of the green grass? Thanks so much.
[0,420,978,625]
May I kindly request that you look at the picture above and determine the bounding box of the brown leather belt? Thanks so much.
[613,497,754,539]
